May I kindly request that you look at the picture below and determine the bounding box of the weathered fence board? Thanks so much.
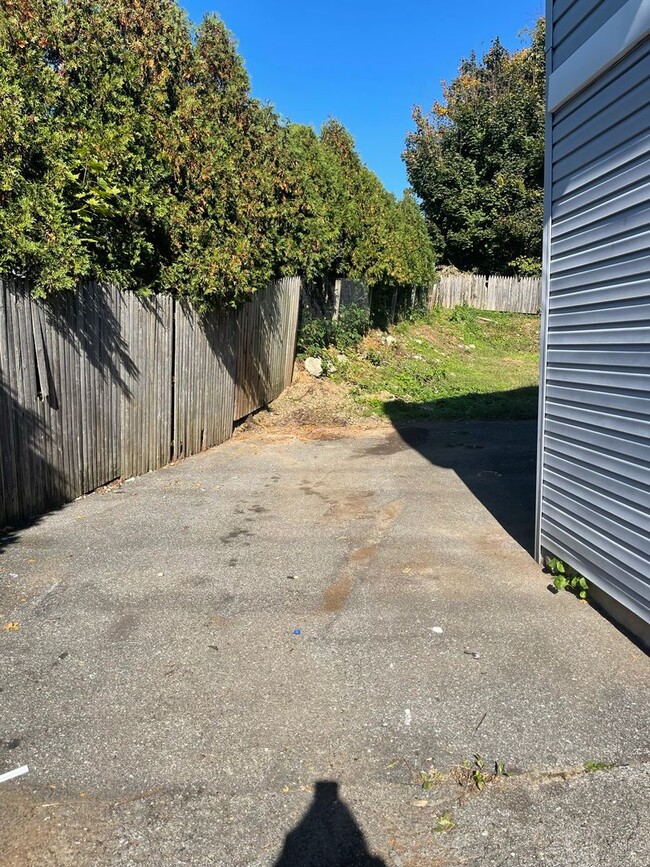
[119,292,174,480]
[174,302,236,460]
[432,273,541,314]
[0,276,301,527]
[234,276,301,421]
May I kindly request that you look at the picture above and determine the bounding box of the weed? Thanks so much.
[330,306,539,421]
[546,556,589,600]
[471,754,487,791]
[420,768,443,791]
[364,347,383,366]
[457,755,508,791]
[336,306,372,350]
[432,812,456,833]
[449,304,478,324]
[584,761,614,772]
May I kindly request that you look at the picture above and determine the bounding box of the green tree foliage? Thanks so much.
[318,119,435,290]
[272,122,343,286]
[404,20,546,276]
[0,0,193,295]
[160,14,284,305]
[0,0,434,304]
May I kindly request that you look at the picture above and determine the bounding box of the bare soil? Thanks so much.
[235,362,386,440]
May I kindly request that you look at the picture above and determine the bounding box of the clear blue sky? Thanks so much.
[181,1,544,196]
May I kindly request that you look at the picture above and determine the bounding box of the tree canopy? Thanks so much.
[0,0,435,305]
[403,20,545,276]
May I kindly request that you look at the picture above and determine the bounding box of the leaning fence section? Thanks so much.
[173,302,236,462]
[432,273,541,314]
[234,276,301,420]
[0,276,301,527]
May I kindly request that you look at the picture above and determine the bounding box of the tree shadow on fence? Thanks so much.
[234,278,299,421]
[0,375,65,533]
[38,281,139,397]
[273,781,386,867]
[1,277,299,527]
[172,301,237,459]
[381,388,539,554]
[1,279,141,524]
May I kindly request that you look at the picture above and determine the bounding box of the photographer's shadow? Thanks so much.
[274,781,386,867]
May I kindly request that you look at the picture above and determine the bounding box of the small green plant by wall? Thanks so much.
[546,556,589,600]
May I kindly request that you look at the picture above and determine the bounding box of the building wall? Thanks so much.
[538,0,650,630]
[552,0,629,68]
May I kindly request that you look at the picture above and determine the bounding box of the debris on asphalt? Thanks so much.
[51,651,69,667]
[31,582,59,608]
[0,765,29,784]
[404,709,412,726]
[207,645,219,651]
[2,622,20,631]
[431,626,443,635]
[464,650,481,659]
[293,629,302,636]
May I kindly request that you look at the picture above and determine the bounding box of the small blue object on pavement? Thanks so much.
[293,629,301,636]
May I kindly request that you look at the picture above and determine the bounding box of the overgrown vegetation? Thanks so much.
[0,1,435,304]
[404,20,545,275]
[297,305,371,358]
[325,306,539,421]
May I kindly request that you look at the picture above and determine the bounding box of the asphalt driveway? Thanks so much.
[1,421,648,866]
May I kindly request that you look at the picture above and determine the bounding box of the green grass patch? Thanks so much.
[329,305,540,422]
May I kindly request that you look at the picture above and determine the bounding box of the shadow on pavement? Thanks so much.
[383,389,538,555]
[273,781,386,867]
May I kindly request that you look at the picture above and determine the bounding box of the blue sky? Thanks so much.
[181,1,544,196]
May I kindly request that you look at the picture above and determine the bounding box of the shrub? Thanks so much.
[296,304,371,358]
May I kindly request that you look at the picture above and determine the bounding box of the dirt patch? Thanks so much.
[323,572,354,613]
[377,500,404,529]
[350,544,379,564]
[234,363,388,440]
[322,491,375,522]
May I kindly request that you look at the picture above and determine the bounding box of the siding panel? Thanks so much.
[539,17,650,625]
[553,0,628,68]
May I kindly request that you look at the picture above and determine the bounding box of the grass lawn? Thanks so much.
[328,306,540,422]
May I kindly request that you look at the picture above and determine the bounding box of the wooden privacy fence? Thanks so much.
[0,276,301,527]
[431,273,541,314]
